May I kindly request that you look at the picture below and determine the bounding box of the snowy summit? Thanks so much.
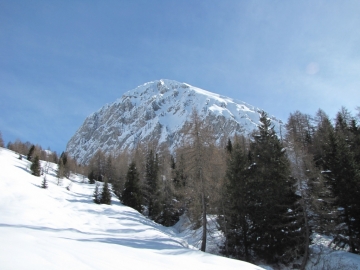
[66,79,283,163]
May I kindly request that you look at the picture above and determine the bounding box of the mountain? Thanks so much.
[66,79,284,164]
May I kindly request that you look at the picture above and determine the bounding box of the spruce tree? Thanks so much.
[93,182,101,204]
[145,150,161,220]
[30,155,41,176]
[249,111,305,263]
[27,145,35,161]
[220,140,253,261]
[41,176,48,189]
[122,162,142,212]
[88,170,96,184]
[100,178,112,205]
[57,159,64,179]
[0,131,4,147]
[321,111,360,253]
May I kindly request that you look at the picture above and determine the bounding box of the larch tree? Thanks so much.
[181,108,222,252]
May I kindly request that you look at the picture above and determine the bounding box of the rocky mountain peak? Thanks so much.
[66,79,283,164]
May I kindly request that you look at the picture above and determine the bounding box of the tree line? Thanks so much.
[2,106,359,268]
[83,107,360,268]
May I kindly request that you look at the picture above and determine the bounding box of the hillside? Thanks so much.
[0,147,263,269]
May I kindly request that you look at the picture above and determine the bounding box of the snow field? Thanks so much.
[0,148,263,269]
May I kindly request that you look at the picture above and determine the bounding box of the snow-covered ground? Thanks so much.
[0,147,263,270]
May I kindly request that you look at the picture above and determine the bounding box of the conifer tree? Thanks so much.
[41,175,48,189]
[145,150,161,220]
[0,131,4,147]
[249,111,305,263]
[220,140,253,261]
[320,110,360,253]
[27,145,35,161]
[100,177,112,205]
[181,109,222,252]
[93,182,101,204]
[57,159,64,179]
[122,162,142,212]
[88,170,96,184]
[30,155,41,176]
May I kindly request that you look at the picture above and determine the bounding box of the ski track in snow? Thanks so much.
[0,148,263,270]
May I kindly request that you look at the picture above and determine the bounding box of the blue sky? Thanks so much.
[1,0,359,154]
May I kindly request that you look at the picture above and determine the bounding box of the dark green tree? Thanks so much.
[88,170,96,184]
[30,155,41,176]
[41,176,48,189]
[27,145,35,161]
[321,110,360,254]
[145,150,161,220]
[0,131,4,147]
[249,111,305,263]
[122,162,142,212]
[220,140,253,261]
[226,138,233,154]
[57,158,64,179]
[93,182,101,204]
[100,178,112,205]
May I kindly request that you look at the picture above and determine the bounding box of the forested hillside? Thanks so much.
[2,106,360,269]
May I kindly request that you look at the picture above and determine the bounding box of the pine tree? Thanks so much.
[100,178,112,205]
[220,140,253,261]
[41,175,48,189]
[0,131,4,147]
[57,158,64,179]
[30,155,41,176]
[122,162,142,212]
[93,182,101,204]
[88,170,96,184]
[249,111,305,263]
[27,145,35,161]
[226,138,233,154]
[321,110,360,253]
[145,150,162,220]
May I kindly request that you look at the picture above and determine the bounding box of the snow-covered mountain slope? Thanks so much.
[66,79,284,164]
[0,147,263,270]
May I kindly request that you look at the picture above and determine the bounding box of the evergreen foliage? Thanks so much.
[249,112,305,263]
[27,145,35,161]
[122,162,143,212]
[226,138,232,153]
[93,182,101,204]
[220,140,253,261]
[0,131,4,147]
[41,176,48,189]
[100,178,112,205]
[57,158,64,179]
[145,150,161,221]
[30,155,41,176]
[88,170,96,184]
[320,109,360,253]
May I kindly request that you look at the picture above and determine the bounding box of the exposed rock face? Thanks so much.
[66,79,283,164]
